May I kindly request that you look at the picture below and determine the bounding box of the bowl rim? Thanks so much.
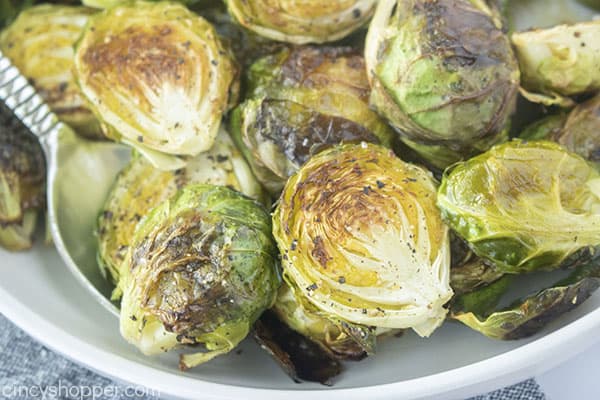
[2,273,600,400]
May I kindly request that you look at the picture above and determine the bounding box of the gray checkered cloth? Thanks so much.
[0,314,545,400]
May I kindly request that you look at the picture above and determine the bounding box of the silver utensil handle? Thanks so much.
[0,50,62,139]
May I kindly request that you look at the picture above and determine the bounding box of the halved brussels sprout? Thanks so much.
[520,95,600,165]
[273,143,453,337]
[0,102,45,251]
[365,0,519,169]
[231,46,395,194]
[0,4,102,139]
[224,0,376,44]
[97,127,266,297]
[82,0,199,8]
[73,1,238,169]
[512,21,600,107]
[438,140,600,274]
[452,262,600,339]
[119,184,279,369]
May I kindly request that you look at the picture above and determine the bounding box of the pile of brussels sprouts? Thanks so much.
[1,0,600,384]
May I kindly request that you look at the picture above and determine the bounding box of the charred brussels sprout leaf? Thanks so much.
[365,0,519,169]
[0,101,45,251]
[0,4,103,139]
[231,46,395,194]
[438,140,600,274]
[97,127,266,298]
[272,283,370,361]
[512,21,600,107]
[119,185,280,369]
[451,256,505,296]
[224,0,377,44]
[74,1,238,169]
[451,262,600,340]
[273,143,453,337]
[253,310,343,385]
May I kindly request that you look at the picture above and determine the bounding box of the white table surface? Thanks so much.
[537,340,600,399]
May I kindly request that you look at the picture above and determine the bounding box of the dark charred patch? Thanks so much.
[503,278,600,340]
[311,236,330,267]
[417,0,512,75]
[255,99,379,167]
[279,46,359,87]
[252,311,343,385]
[0,102,46,223]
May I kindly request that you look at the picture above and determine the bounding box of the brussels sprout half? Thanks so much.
[365,0,519,169]
[274,143,453,337]
[0,102,45,251]
[74,1,238,169]
[512,21,600,107]
[97,127,266,298]
[231,46,395,194]
[438,140,600,274]
[119,184,280,369]
[224,0,377,44]
[0,4,103,139]
[451,262,600,340]
[82,0,200,8]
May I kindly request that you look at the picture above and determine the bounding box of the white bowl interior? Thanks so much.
[2,245,599,394]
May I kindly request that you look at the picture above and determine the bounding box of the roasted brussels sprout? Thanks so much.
[365,0,519,168]
[97,127,266,298]
[119,185,279,369]
[197,2,284,69]
[82,0,199,8]
[438,140,600,274]
[73,1,238,169]
[520,95,600,165]
[272,283,370,360]
[512,21,600,107]
[452,262,600,339]
[231,46,395,194]
[224,0,376,44]
[273,143,453,337]
[0,101,45,251]
[0,4,102,139]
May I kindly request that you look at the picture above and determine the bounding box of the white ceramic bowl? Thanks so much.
[2,244,599,400]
